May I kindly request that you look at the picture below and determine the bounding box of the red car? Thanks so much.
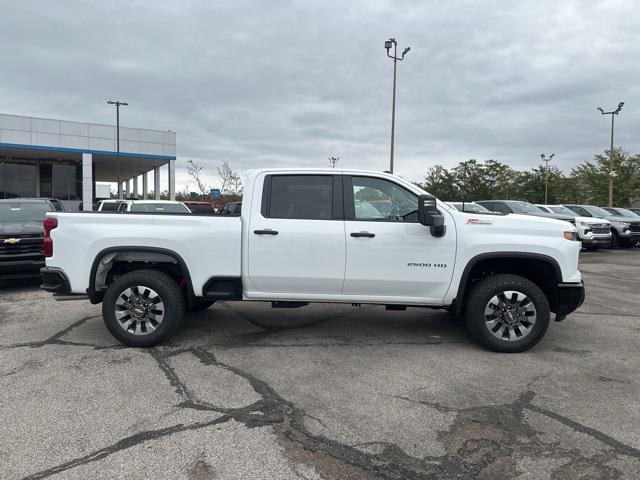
[182,201,218,215]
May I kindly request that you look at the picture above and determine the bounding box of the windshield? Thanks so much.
[130,203,190,213]
[603,207,622,216]
[587,206,613,217]
[509,201,541,214]
[615,208,640,218]
[0,202,51,222]
[453,202,490,213]
[100,201,123,211]
[549,206,576,216]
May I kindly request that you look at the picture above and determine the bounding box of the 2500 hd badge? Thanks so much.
[407,262,447,268]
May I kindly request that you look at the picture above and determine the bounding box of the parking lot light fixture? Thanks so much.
[541,153,555,204]
[107,100,128,199]
[597,102,624,207]
[385,37,410,175]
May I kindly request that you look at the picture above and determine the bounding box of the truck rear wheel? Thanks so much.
[464,274,550,353]
[102,269,184,347]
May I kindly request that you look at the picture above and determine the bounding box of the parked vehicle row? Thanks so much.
[449,199,640,250]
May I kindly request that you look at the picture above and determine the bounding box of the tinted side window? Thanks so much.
[268,175,333,220]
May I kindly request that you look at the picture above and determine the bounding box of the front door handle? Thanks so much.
[350,231,375,238]
[254,229,279,235]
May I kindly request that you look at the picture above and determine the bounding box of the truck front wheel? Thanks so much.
[102,269,184,347]
[464,274,550,353]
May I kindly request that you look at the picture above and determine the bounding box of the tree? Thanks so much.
[420,165,458,200]
[217,161,243,195]
[186,159,209,196]
[570,149,640,206]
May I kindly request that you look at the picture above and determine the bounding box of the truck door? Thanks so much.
[247,174,346,295]
[342,175,456,302]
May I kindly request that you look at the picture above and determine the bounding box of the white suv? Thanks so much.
[537,205,611,249]
[116,200,191,214]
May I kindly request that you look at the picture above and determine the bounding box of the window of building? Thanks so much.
[52,163,81,200]
[0,160,38,199]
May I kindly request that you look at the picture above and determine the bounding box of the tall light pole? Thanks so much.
[328,156,339,168]
[107,100,128,199]
[597,102,624,207]
[540,153,555,204]
[384,38,410,174]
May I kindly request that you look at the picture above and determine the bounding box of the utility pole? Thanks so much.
[540,153,555,204]
[107,100,128,199]
[384,38,410,174]
[597,102,624,207]
[328,156,339,168]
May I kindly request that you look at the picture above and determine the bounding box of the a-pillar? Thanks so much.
[142,172,148,200]
[132,176,139,199]
[81,153,93,212]
[154,167,161,199]
[168,160,175,201]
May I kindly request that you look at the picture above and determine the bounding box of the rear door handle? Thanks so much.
[350,231,375,238]
[254,229,279,235]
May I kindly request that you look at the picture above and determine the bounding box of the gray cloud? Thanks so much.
[1,0,639,191]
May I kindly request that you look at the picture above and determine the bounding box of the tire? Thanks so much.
[610,231,619,248]
[187,299,215,312]
[464,274,550,353]
[102,269,184,347]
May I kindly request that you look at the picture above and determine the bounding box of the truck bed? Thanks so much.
[46,213,242,295]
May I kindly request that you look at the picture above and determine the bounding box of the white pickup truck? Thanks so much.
[41,169,585,352]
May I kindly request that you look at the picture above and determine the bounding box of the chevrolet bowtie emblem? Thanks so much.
[3,238,21,244]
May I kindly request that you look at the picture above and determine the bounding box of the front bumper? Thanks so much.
[0,256,45,279]
[554,281,585,320]
[40,267,71,294]
[581,234,612,246]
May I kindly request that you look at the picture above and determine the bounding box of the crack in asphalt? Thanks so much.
[20,416,232,480]
[10,313,640,480]
[0,315,103,351]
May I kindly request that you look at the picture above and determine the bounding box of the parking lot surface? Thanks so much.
[1,249,639,479]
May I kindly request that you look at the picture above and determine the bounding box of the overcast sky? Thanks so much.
[2,0,639,192]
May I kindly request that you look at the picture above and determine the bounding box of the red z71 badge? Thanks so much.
[466,218,492,225]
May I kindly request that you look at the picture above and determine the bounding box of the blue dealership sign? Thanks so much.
[210,188,221,199]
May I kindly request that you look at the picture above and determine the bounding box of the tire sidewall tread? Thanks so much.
[102,269,184,347]
[464,273,550,353]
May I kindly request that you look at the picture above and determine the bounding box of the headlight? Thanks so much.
[614,221,630,228]
[576,221,588,228]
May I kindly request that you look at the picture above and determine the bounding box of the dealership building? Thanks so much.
[0,113,176,210]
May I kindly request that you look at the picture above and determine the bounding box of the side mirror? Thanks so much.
[418,194,446,237]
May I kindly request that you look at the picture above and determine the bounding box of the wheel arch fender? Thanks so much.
[452,252,563,316]
[87,246,196,306]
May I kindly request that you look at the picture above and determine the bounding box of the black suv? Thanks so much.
[0,199,56,280]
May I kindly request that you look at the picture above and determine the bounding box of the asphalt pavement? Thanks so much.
[0,249,639,479]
